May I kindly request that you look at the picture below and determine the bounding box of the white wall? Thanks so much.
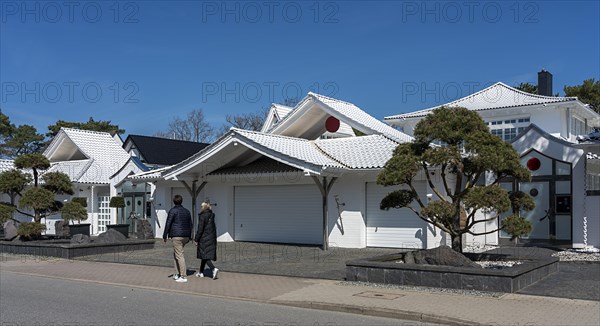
[513,127,586,247]
[149,168,452,249]
[530,108,565,138]
[583,195,600,248]
[327,173,367,248]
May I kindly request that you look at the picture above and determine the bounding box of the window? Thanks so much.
[504,128,517,141]
[571,117,590,137]
[586,157,600,194]
[97,196,111,233]
[487,116,530,142]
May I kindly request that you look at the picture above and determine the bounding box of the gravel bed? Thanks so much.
[552,248,600,262]
[338,281,503,298]
[475,260,523,269]
[463,244,499,253]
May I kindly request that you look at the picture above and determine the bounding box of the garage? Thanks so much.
[366,181,427,248]
[234,184,322,245]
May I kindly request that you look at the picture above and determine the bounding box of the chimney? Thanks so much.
[538,69,553,96]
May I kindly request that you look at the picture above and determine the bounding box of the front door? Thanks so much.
[124,195,145,233]
[519,182,551,240]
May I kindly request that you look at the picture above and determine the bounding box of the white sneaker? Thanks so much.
[175,277,188,283]
[195,272,204,278]
[212,268,219,280]
[172,274,180,280]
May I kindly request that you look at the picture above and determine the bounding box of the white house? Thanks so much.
[42,128,132,235]
[385,71,600,249]
[131,92,450,249]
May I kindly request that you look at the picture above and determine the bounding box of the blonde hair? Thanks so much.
[201,202,211,211]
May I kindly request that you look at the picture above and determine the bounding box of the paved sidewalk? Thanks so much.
[1,256,598,326]
[74,240,402,280]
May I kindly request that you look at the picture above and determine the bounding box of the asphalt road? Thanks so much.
[0,272,428,326]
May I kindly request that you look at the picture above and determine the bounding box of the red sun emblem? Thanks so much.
[527,157,541,171]
[325,116,340,133]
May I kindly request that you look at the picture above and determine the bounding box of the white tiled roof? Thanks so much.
[315,135,398,169]
[385,82,577,120]
[46,128,130,184]
[272,103,293,119]
[46,159,93,181]
[309,92,413,143]
[0,159,15,173]
[234,129,345,169]
[129,165,172,181]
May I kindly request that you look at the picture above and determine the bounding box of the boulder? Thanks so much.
[403,251,415,264]
[55,220,70,238]
[408,246,481,268]
[3,220,18,241]
[70,234,91,244]
[95,228,127,244]
[136,219,154,240]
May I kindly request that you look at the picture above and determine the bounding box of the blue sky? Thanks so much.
[1,0,599,138]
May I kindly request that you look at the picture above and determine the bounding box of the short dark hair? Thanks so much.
[173,195,183,205]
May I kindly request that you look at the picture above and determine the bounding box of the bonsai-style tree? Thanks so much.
[71,197,88,208]
[377,107,534,252]
[61,201,88,225]
[504,191,535,244]
[0,154,74,238]
[0,203,16,225]
[0,169,31,225]
[109,196,126,224]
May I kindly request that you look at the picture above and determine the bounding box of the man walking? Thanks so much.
[163,195,192,283]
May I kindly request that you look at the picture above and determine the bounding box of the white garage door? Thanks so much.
[366,182,427,248]
[234,185,322,245]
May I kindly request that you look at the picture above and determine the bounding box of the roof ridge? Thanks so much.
[271,103,293,109]
[310,140,352,169]
[232,128,311,142]
[316,134,381,143]
[385,81,578,120]
[308,92,357,107]
[497,82,576,100]
[61,127,113,136]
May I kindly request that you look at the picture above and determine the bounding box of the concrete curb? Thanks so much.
[271,300,475,326]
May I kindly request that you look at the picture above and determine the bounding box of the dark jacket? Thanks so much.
[195,209,217,261]
[163,205,192,239]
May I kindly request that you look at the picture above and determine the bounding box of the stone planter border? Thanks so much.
[0,239,155,259]
[346,251,559,293]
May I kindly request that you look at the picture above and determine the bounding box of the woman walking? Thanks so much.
[194,202,219,279]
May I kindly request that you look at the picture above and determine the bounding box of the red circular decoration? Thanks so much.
[527,157,541,171]
[325,116,340,133]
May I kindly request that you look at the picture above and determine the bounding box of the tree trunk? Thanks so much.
[452,208,463,253]
[451,234,463,253]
